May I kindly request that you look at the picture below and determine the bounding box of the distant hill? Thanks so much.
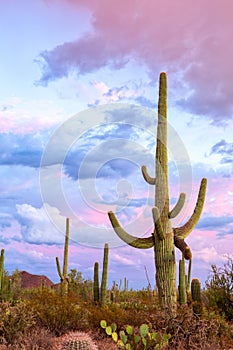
[17,270,54,289]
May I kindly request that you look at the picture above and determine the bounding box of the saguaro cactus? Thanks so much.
[100,243,109,305]
[108,72,207,314]
[0,248,5,291]
[56,218,70,295]
[93,262,100,303]
[191,278,202,316]
[178,256,192,305]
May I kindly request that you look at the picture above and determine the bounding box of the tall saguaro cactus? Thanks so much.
[108,72,207,313]
[56,218,70,295]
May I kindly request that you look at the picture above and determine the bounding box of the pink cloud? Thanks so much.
[0,97,66,134]
[40,0,233,121]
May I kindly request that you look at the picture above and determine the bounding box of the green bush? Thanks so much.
[0,300,35,344]
[205,257,233,320]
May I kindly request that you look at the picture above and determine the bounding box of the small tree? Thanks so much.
[205,256,233,320]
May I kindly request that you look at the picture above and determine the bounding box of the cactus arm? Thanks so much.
[178,255,187,305]
[56,257,63,281]
[187,258,192,292]
[152,207,165,240]
[108,211,154,249]
[169,193,186,219]
[173,178,207,239]
[141,165,156,185]
[174,236,192,260]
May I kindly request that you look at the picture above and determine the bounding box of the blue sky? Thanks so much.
[0,0,233,290]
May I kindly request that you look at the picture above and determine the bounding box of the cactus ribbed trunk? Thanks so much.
[154,234,176,311]
[154,73,176,312]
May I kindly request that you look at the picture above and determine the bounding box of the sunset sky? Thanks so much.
[0,0,233,289]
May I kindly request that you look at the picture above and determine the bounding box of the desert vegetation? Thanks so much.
[0,260,233,349]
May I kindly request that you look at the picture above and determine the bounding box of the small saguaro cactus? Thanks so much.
[93,262,99,303]
[100,243,109,305]
[93,244,109,304]
[191,278,202,316]
[123,276,129,292]
[178,255,192,305]
[108,72,207,314]
[56,218,70,295]
[0,248,5,291]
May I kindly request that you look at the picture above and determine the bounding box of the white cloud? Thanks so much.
[16,203,66,244]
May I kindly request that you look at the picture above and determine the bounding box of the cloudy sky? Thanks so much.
[0,0,233,289]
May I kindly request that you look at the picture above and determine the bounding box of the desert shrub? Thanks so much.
[6,326,55,350]
[28,288,88,335]
[86,302,157,331]
[111,288,156,305]
[148,305,233,349]
[0,300,36,345]
[205,257,233,321]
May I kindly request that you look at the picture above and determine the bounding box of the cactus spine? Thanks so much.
[56,218,70,295]
[93,262,99,303]
[108,72,207,314]
[100,243,109,305]
[0,249,5,291]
